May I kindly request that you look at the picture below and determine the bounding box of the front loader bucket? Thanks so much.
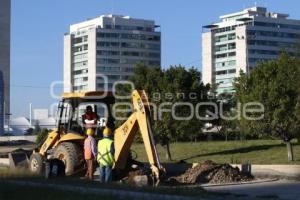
[8,148,32,169]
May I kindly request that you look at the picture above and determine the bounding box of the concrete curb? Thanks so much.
[2,180,204,200]
[201,178,278,188]
[231,164,300,179]
[0,136,36,142]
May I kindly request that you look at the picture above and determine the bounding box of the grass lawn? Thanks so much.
[131,140,300,164]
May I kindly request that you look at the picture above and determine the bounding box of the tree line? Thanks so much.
[116,51,300,162]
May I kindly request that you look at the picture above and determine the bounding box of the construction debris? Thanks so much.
[167,160,253,185]
[121,167,152,187]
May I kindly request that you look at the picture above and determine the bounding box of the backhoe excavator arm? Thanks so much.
[114,90,165,182]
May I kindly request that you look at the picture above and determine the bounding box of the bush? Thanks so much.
[24,128,34,135]
[35,128,49,145]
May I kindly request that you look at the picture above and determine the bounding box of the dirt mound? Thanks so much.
[168,160,253,185]
[126,169,148,183]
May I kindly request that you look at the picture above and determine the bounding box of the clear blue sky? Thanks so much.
[10,0,300,117]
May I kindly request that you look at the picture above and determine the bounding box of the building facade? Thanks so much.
[64,14,161,92]
[33,109,49,120]
[0,0,10,122]
[202,7,300,94]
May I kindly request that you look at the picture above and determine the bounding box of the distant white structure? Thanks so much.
[34,109,48,120]
[7,117,31,135]
[37,117,56,129]
[3,116,56,136]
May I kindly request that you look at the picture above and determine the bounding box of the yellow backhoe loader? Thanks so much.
[29,90,165,183]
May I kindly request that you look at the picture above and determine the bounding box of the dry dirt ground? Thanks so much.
[166,160,253,185]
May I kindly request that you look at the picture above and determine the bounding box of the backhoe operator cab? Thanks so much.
[29,90,165,183]
[29,91,115,175]
[56,91,115,136]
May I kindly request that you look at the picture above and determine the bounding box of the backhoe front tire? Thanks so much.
[29,153,44,174]
[53,142,83,175]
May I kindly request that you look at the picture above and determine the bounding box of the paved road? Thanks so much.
[0,143,35,154]
[204,180,300,200]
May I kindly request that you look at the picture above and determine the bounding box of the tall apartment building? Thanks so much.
[64,14,161,92]
[202,7,300,94]
[0,0,10,113]
[0,0,11,134]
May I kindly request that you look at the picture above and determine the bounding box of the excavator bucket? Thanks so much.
[8,148,31,169]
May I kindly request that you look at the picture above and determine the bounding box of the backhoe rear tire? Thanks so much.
[29,153,44,175]
[53,142,83,175]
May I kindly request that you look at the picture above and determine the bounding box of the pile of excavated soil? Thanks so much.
[126,169,148,184]
[168,160,253,185]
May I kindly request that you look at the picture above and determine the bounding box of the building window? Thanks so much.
[121,42,140,48]
[215,60,236,68]
[97,50,120,56]
[215,69,236,75]
[120,42,160,50]
[228,60,236,66]
[121,67,134,72]
[97,32,119,38]
[122,51,140,57]
[73,69,88,75]
[228,43,236,50]
[73,61,88,69]
[247,30,300,39]
[215,53,227,58]
[228,33,236,40]
[215,62,225,67]
[228,52,236,57]
[74,53,88,61]
[215,44,227,52]
[73,84,88,91]
[105,75,120,80]
[216,70,227,75]
[97,58,120,64]
[247,40,295,48]
[74,37,83,44]
[97,83,113,89]
[146,52,160,58]
[97,66,121,72]
[228,69,236,74]
[121,75,131,80]
[254,21,300,30]
[148,60,160,66]
[73,36,88,44]
[97,41,119,47]
[73,77,88,84]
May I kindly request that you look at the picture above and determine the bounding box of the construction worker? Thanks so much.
[97,127,114,183]
[84,128,97,180]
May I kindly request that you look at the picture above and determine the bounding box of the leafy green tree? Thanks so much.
[234,53,300,161]
[116,64,209,160]
[296,37,300,59]
[207,91,239,141]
